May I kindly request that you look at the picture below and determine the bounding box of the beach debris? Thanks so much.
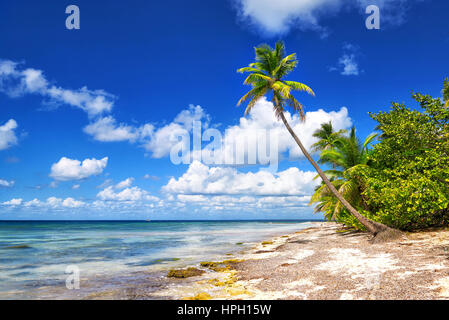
[183,292,212,300]
[200,259,243,272]
[167,267,205,278]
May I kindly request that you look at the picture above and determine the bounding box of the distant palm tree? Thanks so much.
[310,127,377,222]
[237,41,400,240]
[312,121,346,170]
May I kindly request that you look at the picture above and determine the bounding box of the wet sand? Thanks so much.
[148,222,449,300]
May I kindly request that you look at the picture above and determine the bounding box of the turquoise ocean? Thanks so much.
[0,220,316,299]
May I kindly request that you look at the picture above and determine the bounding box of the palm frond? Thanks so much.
[283,81,315,96]
[237,67,266,75]
[319,149,345,168]
[361,133,378,154]
[243,73,271,86]
[243,86,268,115]
[312,170,344,181]
[286,95,305,122]
[272,81,292,98]
[237,85,267,106]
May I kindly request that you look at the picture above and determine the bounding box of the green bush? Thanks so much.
[361,81,449,230]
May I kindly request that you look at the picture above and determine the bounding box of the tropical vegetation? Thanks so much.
[311,80,449,231]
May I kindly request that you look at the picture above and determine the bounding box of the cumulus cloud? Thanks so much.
[83,116,149,142]
[233,0,423,35]
[234,0,340,35]
[4,197,87,209]
[61,197,86,208]
[0,178,14,187]
[0,119,18,150]
[85,98,351,167]
[97,186,159,202]
[163,160,319,196]
[203,97,352,165]
[95,176,159,202]
[83,104,209,158]
[115,178,134,189]
[50,157,108,181]
[0,60,115,117]
[2,198,22,206]
[174,193,312,212]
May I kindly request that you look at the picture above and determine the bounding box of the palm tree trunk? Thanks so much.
[278,111,401,240]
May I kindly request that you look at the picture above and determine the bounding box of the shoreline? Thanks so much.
[150,222,449,300]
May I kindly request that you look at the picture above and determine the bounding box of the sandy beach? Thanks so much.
[151,222,449,300]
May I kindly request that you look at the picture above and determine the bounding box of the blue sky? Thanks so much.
[0,0,448,220]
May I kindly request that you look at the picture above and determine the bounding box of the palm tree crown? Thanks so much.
[312,121,347,170]
[312,122,347,152]
[318,127,377,172]
[237,41,315,119]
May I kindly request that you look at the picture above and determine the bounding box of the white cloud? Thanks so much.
[143,174,158,180]
[23,198,43,207]
[207,97,352,164]
[72,184,80,190]
[115,177,134,189]
[16,197,86,209]
[163,160,319,196]
[330,43,361,76]
[84,98,352,166]
[0,119,18,150]
[0,178,14,187]
[46,197,61,208]
[83,116,147,142]
[62,197,86,208]
[97,186,159,202]
[96,176,158,202]
[50,157,108,181]
[139,104,209,158]
[233,0,423,35]
[0,60,115,117]
[234,0,341,35]
[83,104,209,159]
[339,54,359,76]
[172,193,313,214]
[2,198,22,206]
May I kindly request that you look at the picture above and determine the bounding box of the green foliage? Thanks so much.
[310,81,449,231]
[311,121,347,154]
[361,81,449,230]
[309,126,377,229]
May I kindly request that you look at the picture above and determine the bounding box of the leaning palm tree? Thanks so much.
[312,121,346,170]
[237,41,401,241]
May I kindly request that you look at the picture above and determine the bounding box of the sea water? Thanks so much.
[0,220,316,299]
